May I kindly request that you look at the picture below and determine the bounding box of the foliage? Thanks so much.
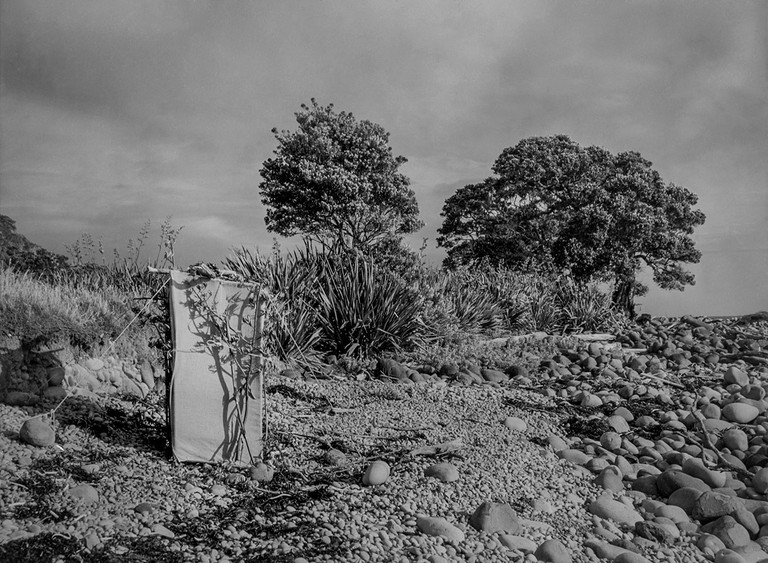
[0,214,69,275]
[518,274,624,333]
[223,245,323,368]
[312,251,425,358]
[224,244,425,362]
[0,268,132,349]
[259,99,422,254]
[437,134,706,316]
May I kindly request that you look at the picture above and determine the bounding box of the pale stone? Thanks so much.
[362,460,390,486]
[416,516,464,542]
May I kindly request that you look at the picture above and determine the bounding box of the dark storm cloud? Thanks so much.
[1,0,766,315]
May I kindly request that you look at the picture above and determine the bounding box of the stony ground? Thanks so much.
[1,314,767,563]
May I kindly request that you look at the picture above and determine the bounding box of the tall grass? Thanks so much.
[0,268,132,349]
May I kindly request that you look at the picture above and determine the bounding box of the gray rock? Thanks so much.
[249,462,275,483]
[723,429,749,451]
[668,486,705,514]
[499,534,537,553]
[4,391,39,406]
[595,467,624,493]
[697,533,727,554]
[701,515,751,549]
[504,416,527,432]
[424,462,459,483]
[724,366,749,387]
[683,457,727,488]
[376,358,408,381]
[656,469,711,497]
[692,491,746,521]
[547,434,569,452]
[635,520,676,544]
[481,368,508,383]
[85,358,104,372]
[534,539,572,563]
[558,448,591,465]
[42,386,67,401]
[68,484,99,504]
[588,496,643,527]
[583,539,629,559]
[607,415,630,433]
[469,501,521,534]
[362,460,390,486]
[416,516,464,542]
[722,403,760,424]
[47,366,65,386]
[19,417,55,447]
[323,448,348,466]
[614,553,652,563]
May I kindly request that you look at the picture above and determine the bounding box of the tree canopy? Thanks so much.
[259,100,422,256]
[437,135,706,315]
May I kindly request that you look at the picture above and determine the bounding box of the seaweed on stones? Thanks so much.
[266,383,330,407]
[560,415,612,441]
[0,532,82,563]
[10,473,74,523]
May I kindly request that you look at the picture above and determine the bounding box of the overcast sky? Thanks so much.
[1,0,766,316]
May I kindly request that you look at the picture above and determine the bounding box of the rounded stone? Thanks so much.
[504,416,527,432]
[588,496,643,526]
[499,534,536,553]
[752,467,768,494]
[534,539,572,563]
[723,429,749,451]
[85,358,105,372]
[724,367,749,387]
[42,386,67,401]
[600,431,622,451]
[607,415,630,433]
[47,366,65,386]
[362,460,390,486]
[19,417,55,447]
[667,487,705,514]
[469,501,521,534]
[68,484,99,504]
[615,553,652,563]
[722,403,760,424]
[558,448,591,465]
[416,516,464,542]
[714,550,747,563]
[424,462,459,483]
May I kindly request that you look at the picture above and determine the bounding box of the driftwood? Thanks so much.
[408,438,463,458]
[689,410,755,480]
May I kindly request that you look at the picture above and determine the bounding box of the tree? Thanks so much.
[437,135,706,316]
[0,214,68,274]
[259,100,422,258]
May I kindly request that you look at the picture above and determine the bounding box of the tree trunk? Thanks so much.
[612,278,636,318]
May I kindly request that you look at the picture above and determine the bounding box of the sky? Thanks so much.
[1,0,766,316]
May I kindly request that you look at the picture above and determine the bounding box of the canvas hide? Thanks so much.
[168,271,263,463]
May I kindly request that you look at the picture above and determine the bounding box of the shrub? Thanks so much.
[313,251,425,357]
[224,245,425,361]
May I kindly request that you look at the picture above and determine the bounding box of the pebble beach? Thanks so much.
[1,313,768,563]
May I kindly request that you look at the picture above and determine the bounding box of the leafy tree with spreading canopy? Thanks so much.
[259,100,422,262]
[437,135,706,316]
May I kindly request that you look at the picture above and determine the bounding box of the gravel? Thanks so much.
[1,314,767,562]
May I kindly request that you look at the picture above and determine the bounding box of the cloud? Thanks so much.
[1,0,766,315]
